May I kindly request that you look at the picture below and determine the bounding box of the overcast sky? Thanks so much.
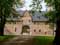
[16,0,47,11]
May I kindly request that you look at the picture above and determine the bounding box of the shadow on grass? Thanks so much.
[33,36,54,45]
[0,35,15,42]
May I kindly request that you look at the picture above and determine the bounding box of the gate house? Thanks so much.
[4,10,53,36]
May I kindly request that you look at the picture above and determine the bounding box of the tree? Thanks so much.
[0,0,23,36]
[45,0,60,45]
[45,0,56,23]
[30,0,42,12]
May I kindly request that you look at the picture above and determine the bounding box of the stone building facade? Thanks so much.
[4,10,54,36]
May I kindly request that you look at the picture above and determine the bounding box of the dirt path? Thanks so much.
[0,35,34,45]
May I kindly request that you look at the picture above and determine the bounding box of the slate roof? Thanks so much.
[32,11,49,21]
[6,10,49,22]
[6,17,21,22]
[17,10,49,21]
[16,10,25,16]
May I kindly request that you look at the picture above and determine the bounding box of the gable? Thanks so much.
[21,11,32,21]
[17,10,48,22]
[23,11,31,17]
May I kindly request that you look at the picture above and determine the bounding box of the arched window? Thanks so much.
[34,29,36,32]
[15,27,17,32]
[29,20,31,22]
[45,32,47,35]
[39,29,41,32]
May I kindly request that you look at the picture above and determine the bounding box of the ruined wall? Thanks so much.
[4,22,22,35]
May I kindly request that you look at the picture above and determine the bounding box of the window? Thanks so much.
[39,29,41,32]
[29,20,31,22]
[34,29,36,32]
[15,27,17,32]
[45,32,47,35]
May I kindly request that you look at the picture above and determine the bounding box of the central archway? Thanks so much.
[21,25,30,35]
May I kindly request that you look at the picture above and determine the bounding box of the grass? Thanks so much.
[33,36,54,45]
[0,35,15,42]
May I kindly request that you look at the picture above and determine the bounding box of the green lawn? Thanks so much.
[0,35,14,42]
[33,36,54,45]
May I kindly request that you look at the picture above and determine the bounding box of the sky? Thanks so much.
[16,0,47,11]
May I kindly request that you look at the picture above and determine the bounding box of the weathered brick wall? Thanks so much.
[30,22,53,36]
[4,22,22,35]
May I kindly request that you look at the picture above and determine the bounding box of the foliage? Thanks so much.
[15,0,24,8]
[30,0,42,12]
[45,0,55,6]
[44,0,55,22]
[45,11,56,23]
[0,0,23,17]
[0,0,23,35]
[45,0,60,17]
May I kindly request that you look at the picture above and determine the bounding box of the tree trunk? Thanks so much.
[0,16,6,36]
[53,17,60,45]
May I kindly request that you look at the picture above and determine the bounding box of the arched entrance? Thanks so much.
[21,25,30,35]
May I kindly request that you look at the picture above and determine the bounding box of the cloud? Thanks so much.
[41,0,47,11]
[16,0,47,11]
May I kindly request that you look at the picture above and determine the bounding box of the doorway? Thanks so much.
[21,25,30,35]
